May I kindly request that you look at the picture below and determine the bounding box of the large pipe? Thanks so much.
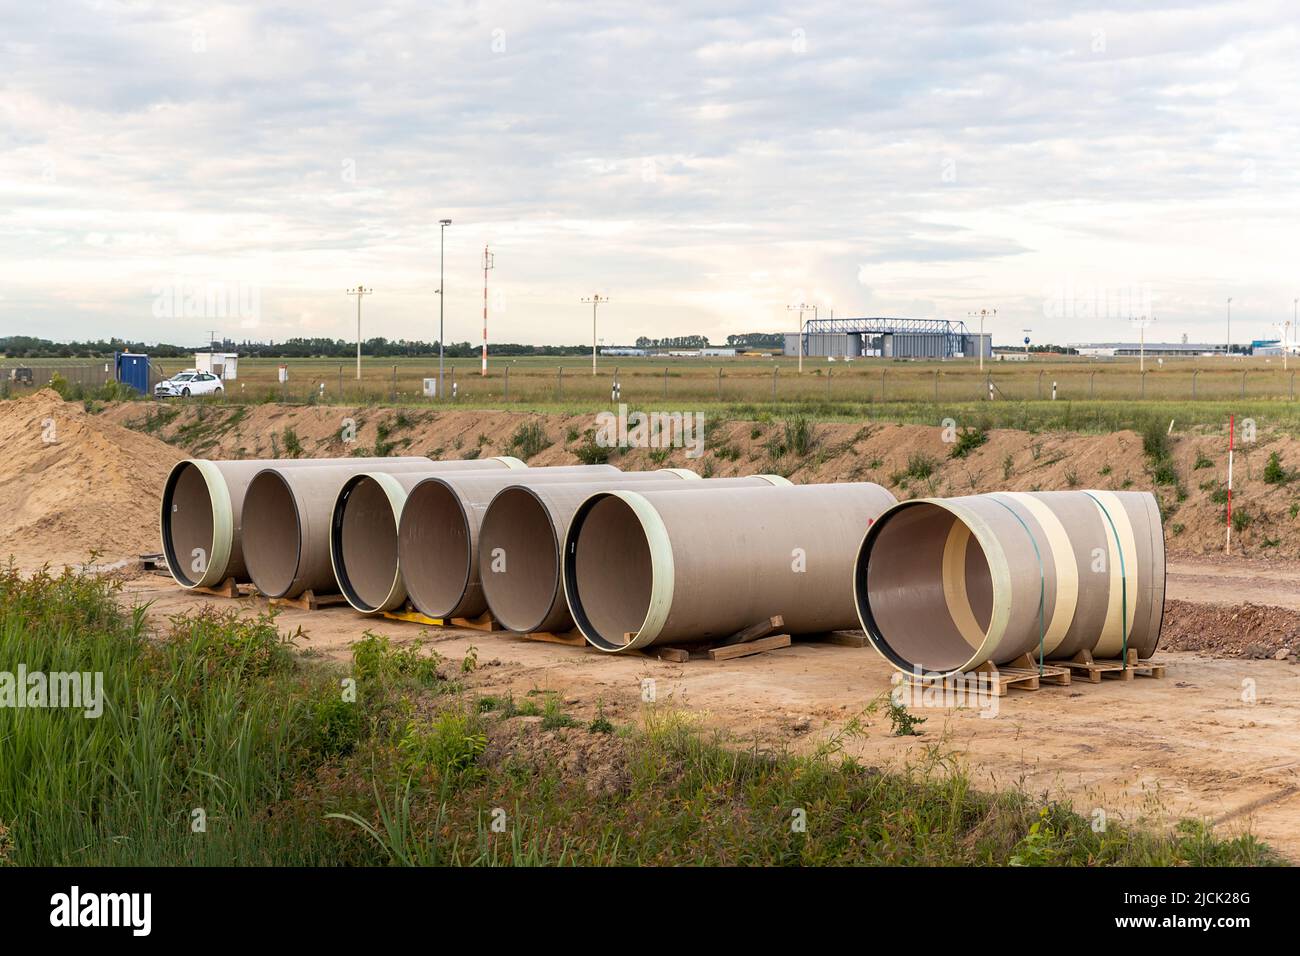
[159,456,461,589]
[241,458,523,599]
[487,475,800,638]
[333,464,638,614]
[854,490,1165,677]
[396,468,704,621]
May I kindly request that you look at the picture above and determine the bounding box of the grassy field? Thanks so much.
[8,353,1300,408]
[0,568,1280,866]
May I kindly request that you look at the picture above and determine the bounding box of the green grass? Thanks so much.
[0,568,1282,867]
[507,421,552,460]
[949,424,989,459]
[1263,451,1293,485]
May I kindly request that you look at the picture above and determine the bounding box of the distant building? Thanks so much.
[194,351,239,379]
[1071,342,1227,357]
[599,347,649,356]
[784,317,990,360]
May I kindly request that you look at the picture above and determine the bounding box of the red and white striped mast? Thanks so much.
[481,244,494,376]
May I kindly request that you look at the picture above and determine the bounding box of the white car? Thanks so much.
[154,370,223,398]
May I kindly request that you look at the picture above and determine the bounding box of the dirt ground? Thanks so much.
[5,389,1299,859]
[119,554,1300,862]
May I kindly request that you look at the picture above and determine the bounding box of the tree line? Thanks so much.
[1,336,593,360]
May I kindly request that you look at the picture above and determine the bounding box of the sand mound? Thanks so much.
[0,389,183,571]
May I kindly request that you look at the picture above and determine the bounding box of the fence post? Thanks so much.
[881,368,887,402]
[1089,371,1095,399]
[716,367,722,401]
[391,365,397,403]
[827,366,832,400]
[557,366,563,401]
[504,365,510,402]
[338,364,343,402]
[933,368,939,402]
[1241,369,1247,398]
[1192,369,1198,400]
[662,367,668,399]
[1290,370,1295,401]
[771,366,778,401]
[1037,369,1044,400]
[1140,369,1146,400]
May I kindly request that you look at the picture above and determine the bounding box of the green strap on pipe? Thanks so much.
[1083,491,1129,669]
[989,496,1046,675]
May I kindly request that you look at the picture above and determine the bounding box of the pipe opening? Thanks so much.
[564,494,654,650]
[398,480,471,618]
[476,487,561,632]
[332,476,399,611]
[242,471,301,598]
[161,462,215,587]
[856,501,994,674]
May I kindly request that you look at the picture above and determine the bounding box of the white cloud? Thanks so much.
[1,1,1298,347]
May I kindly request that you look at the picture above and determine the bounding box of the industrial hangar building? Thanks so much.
[783,317,992,359]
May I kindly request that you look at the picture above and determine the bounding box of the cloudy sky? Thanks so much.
[2,1,1298,348]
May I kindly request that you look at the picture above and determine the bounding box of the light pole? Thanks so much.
[346,285,372,380]
[968,308,995,372]
[1226,296,1232,358]
[1131,314,1153,373]
[787,303,811,373]
[582,294,608,375]
[438,218,452,398]
[1284,299,1294,369]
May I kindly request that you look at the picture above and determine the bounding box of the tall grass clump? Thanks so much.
[508,421,552,460]
[0,567,1279,867]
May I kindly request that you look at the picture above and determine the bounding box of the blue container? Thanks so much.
[115,352,151,395]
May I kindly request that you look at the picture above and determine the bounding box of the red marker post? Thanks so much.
[1225,414,1234,554]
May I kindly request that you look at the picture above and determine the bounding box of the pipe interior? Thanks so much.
[164,463,215,586]
[398,481,471,617]
[861,502,994,673]
[337,478,399,610]
[570,495,654,646]
[477,488,561,632]
[242,471,300,597]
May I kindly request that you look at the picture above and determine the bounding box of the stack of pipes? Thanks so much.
[159,456,1164,669]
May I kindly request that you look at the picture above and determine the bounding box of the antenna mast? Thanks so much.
[482,245,494,376]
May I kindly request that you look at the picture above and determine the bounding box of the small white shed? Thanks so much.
[194,352,239,380]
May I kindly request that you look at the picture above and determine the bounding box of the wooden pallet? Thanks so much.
[522,630,588,647]
[193,577,247,599]
[381,606,501,632]
[708,633,791,660]
[649,618,795,663]
[1054,648,1166,683]
[800,630,870,649]
[139,552,168,572]
[270,589,349,612]
[917,654,1073,697]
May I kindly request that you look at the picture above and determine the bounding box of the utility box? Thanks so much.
[423,377,437,397]
[114,352,150,394]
